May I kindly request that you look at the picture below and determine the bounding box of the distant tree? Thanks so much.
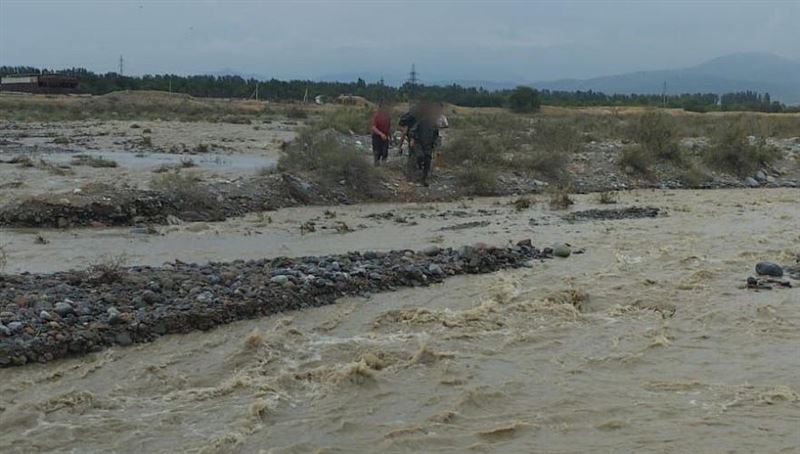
[508,86,541,113]
[0,66,790,112]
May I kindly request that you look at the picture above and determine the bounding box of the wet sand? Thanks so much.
[1,188,798,453]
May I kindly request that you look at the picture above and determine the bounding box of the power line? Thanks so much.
[407,63,418,86]
[406,63,419,99]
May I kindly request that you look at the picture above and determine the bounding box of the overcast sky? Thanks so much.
[1,0,798,83]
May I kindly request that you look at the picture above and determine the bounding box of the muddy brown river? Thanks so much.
[1,188,799,453]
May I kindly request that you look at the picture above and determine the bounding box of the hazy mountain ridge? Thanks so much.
[209,52,800,105]
[534,52,800,104]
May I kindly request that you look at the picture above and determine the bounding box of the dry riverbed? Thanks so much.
[0,119,297,201]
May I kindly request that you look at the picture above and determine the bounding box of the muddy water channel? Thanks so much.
[1,188,799,453]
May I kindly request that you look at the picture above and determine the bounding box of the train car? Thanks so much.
[0,74,80,94]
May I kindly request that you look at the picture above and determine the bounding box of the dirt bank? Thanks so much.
[0,173,353,228]
[2,116,799,229]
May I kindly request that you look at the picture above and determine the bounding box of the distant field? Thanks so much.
[3,90,800,149]
[3,90,800,123]
[0,90,330,122]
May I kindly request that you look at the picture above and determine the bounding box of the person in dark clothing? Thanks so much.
[410,107,439,186]
[370,103,391,165]
[397,106,418,156]
[397,106,419,177]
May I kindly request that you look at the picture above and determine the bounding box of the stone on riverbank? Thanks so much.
[756,262,783,277]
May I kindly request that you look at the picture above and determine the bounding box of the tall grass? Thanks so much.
[314,108,374,135]
[278,129,379,193]
[440,132,504,167]
[633,111,680,161]
[442,113,573,181]
[150,171,222,213]
[456,167,498,196]
[705,118,781,176]
[619,144,653,174]
[0,92,276,122]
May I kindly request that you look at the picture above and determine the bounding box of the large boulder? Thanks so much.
[755,262,783,277]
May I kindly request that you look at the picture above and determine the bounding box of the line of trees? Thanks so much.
[1,66,795,113]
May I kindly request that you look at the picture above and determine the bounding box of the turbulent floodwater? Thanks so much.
[1,188,799,453]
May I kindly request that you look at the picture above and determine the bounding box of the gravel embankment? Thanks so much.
[0,241,555,367]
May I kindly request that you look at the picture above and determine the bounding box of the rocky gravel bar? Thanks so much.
[564,206,661,222]
[0,241,555,367]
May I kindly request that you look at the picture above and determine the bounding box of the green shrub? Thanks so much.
[619,144,653,174]
[456,167,498,196]
[278,131,378,193]
[569,113,630,141]
[86,254,129,284]
[680,162,708,187]
[634,111,680,160]
[442,117,570,181]
[513,197,532,211]
[532,119,581,155]
[548,186,574,210]
[150,171,222,214]
[316,108,372,135]
[508,86,541,113]
[515,149,568,180]
[596,191,618,204]
[449,112,527,132]
[440,132,504,168]
[705,119,781,176]
[286,107,308,119]
[756,115,800,138]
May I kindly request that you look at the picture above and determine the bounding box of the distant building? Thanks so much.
[0,74,80,94]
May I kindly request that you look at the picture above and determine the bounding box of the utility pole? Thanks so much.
[255,82,259,100]
[407,63,419,99]
[408,63,418,86]
[662,80,666,107]
[119,55,124,76]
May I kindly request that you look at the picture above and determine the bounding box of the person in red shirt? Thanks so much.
[370,102,392,165]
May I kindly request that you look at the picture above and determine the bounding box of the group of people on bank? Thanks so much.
[370,102,447,187]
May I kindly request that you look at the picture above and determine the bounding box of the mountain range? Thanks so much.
[533,52,800,105]
[209,52,800,105]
